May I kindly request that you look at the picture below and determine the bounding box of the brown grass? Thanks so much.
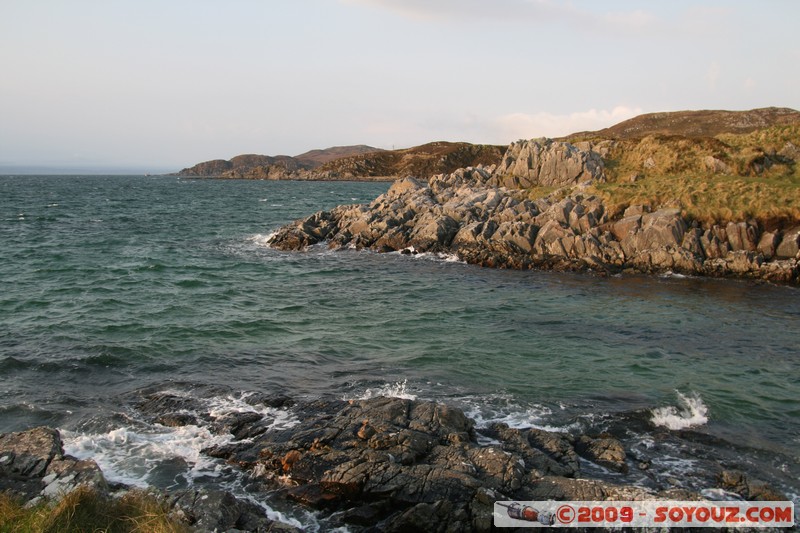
[593,173,800,227]
[579,124,800,228]
[0,487,187,533]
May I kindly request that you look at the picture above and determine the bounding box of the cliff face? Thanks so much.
[491,139,605,188]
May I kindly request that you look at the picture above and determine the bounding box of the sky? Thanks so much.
[1,0,799,173]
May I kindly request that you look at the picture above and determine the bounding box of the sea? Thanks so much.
[1,175,798,528]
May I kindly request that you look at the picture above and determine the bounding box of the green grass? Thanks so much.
[0,487,187,533]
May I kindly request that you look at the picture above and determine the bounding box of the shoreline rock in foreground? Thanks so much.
[268,140,799,284]
[1,395,789,532]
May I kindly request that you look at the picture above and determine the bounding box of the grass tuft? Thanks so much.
[0,487,187,533]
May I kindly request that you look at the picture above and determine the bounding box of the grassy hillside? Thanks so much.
[587,123,800,227]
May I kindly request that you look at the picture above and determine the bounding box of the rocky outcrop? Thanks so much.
[0,427,108,504]
[268,169,799,283]
[3,393,789,532]
[491,139,605,188]
[0,426,298,532]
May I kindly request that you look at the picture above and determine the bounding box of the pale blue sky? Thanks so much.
[1,0,798,171]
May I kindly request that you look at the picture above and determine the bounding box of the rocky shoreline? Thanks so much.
[268,139,800,284]
[1,393,791,532]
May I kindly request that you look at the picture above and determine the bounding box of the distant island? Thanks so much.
[265,107,800,284]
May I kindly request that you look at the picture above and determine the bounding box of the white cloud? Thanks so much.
[492,106,644,140]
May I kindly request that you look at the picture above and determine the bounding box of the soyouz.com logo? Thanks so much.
[494,500,795,528]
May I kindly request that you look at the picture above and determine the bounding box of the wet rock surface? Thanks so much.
[1,394,791,532]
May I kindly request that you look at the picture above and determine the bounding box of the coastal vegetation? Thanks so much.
[585,123,800,227]
[0,486,184,533]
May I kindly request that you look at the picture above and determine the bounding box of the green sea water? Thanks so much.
[1,175,798,513]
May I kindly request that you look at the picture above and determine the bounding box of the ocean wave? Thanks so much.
[650,390,709,430]
[62,388,300,489]
[391,246,465,264]
[62,423,232,489]
[248,233,277,248]
[348,379,418,401]
[205,392,300,431]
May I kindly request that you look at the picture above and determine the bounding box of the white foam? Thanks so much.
[700,488,745,501]
[460,395,581,434]
[61,389,299,489]
[62,424,231,488]
[660,270,689,279]
[394,247,464,264]
[352,379,418,401]
[650,390,709,430]
[206,392,300,431]
[249,233,277,248]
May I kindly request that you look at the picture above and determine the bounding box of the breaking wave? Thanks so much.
[650,390,709,430]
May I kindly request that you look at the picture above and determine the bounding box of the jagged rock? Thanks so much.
[267,153,799,284]
[492,140,605,188]
[717,470,787,501]
[168,488,299,532]
[0,427,108,502]
[523,475,661,501]
[757,231,780,259]
[775,226,800,259]
[574,435,628,473]
[726,221,759,252]
[611,214,642,241]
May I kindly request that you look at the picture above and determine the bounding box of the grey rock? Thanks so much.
[757,231,779,259]
[575,435,628,473]
[168,488,300,532]
[492,139,605,188]
[725,221,759,252]
[775,226,800,259]
[267,159,798,283]
[0,427,108,502]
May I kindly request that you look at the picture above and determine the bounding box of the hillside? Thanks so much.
[175,142,505,181]
[294,145,383,167]
[311,142,506,180]
[563,107,800,141]
[175,145,382,178]
[569,110,800,227]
